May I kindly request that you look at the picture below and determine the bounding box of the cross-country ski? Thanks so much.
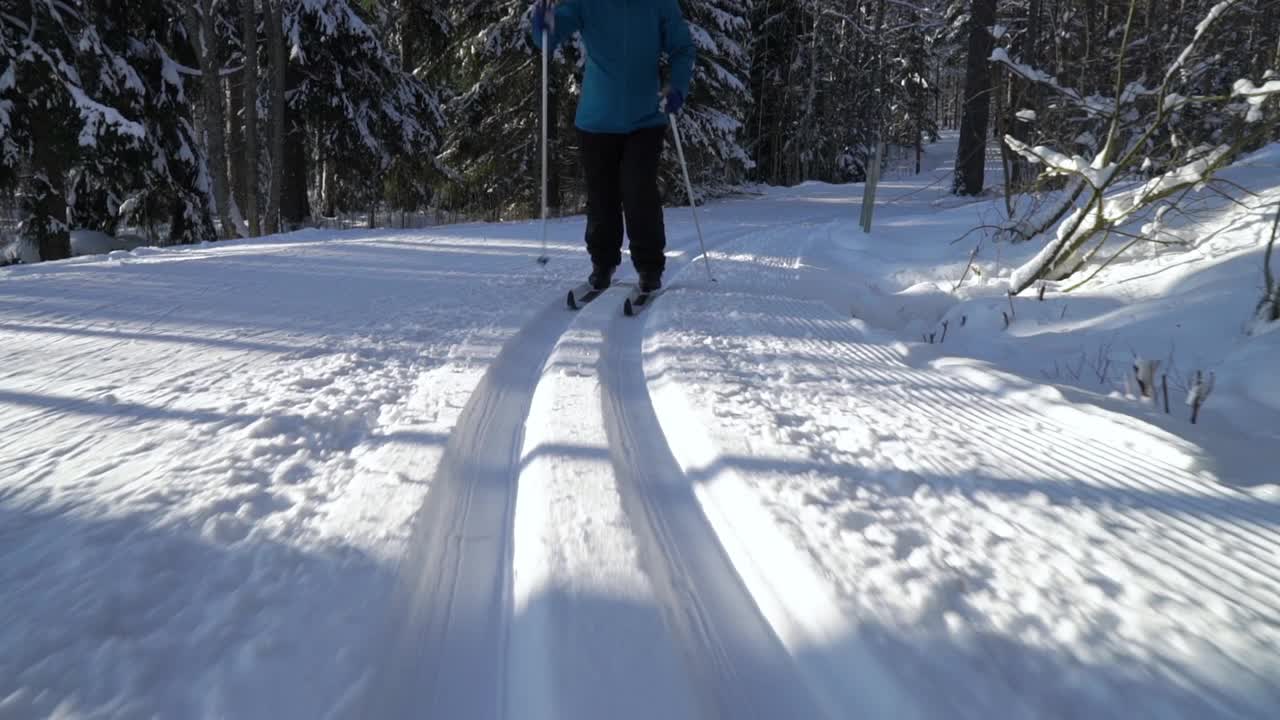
[622,286,663,316]
[3,0,1279,718]
[566,282,609,310]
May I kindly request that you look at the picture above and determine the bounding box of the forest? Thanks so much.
[2,0,1277,289]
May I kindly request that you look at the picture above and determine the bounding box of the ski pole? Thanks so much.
[537,25,550,266]
[669,113,714,282]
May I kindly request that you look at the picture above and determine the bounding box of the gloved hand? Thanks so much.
[532,0,554,38]
[660,88,684,115]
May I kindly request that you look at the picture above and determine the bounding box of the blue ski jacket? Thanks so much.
[533,0,696,134]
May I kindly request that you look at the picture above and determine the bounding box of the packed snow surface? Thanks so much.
[2,133,1277,718]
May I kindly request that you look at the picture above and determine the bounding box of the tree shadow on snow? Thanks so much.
[0,233,567,351]
[0,494,393,720]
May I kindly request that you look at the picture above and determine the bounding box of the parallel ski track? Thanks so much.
[585,222,866,718]
[561,221,862,718]
[510,222,834,718]
[360,298,571,720]
[599,299,831,718]
[360,221,778,718]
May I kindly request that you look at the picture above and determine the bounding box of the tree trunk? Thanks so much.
[1274,19,1280,73]
[183,3,236,239]
[401,0,421,72]
[321,158,337,217]
[227,67,245,218]
[1143,0,1161,81]
[915,113,923,175]
[954,0,996,196]
[281,56,311,229]
[26,124,71,261]
[281,122,310,228]
[1006,0,1041,190]
[241,0,260,236]
[169,197,190,244]
[264,0,285,234]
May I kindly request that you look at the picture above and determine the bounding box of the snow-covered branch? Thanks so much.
[999,0,1274,295]
[990,48,1116,117]
[1232,79,1280,123]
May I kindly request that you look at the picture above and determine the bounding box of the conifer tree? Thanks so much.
[668,0,753,193]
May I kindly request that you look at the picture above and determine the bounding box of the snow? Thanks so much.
[1005,136,1117,189]
[66,84,146,147]
[3,133,1279,718]
[1232,79,1280,123]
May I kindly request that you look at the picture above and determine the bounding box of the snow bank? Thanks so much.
[69,230,148,256]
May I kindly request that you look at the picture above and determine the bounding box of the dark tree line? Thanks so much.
[2,0,1276,272]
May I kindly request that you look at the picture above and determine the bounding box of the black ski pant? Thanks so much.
[578,125,667,276]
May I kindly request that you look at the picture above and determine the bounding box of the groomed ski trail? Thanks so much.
[601,282,892,718]
[363,214,873,717]
[360,298,574,720]
[506,271,861,719]
[508,285,704,720]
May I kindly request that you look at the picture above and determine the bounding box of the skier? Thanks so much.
[532,0,695,294]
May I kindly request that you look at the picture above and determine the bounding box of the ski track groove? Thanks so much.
[501,223,840,719]
[598,292,830,719]
[359,221,793,718]
[359,298,574,720]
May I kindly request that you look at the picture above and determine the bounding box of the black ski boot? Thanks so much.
[590,263,617,291]
[638,270,662,293]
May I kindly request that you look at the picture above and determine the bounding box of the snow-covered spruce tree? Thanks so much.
[747,0,805,184]
[884,11,939,173]
[665,0,752,195]
[73,0,216,245]
[2,1,89,260]
[284,0,444,223]
[0,16,18,196]
[436,1,544,220]
[750,0,872,185]
[1,0,210,260]
[992,0,1280,295]
[378,0,455,219]
[396,0,453,74]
